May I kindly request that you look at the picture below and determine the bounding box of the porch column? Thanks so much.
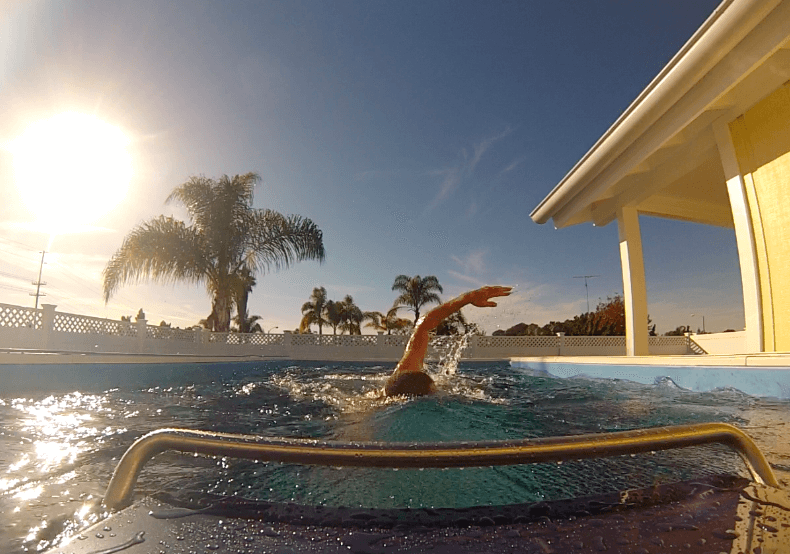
[617,206,649,356]
[713,119,763,353]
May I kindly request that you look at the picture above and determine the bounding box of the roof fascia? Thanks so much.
[530,0,780,225]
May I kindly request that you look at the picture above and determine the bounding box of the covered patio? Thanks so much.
[531,0,790,355]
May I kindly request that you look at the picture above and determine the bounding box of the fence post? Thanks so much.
[684,332,691,354]
[468,334,479,358]
[136,318,148,353]
[376,332,385,360]
[40,304,56,350]
[283,331,293,360]
[556,332,565,356]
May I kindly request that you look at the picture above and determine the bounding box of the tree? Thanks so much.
[103,173,325,331]
[231,267,257,333]
[664,325,690,336]
[364,307,413,335]
[590,294,625,336]
[233,314,264,333]
[338,295,364,335]
[434,311,469,335]
[391,275,443,323]
[324,299,343,335]
[301,286,329,335]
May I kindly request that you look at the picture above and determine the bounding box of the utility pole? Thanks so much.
[30,251,47,310]
[573,275,599,314]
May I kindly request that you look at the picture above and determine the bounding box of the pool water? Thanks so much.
[1,360,789,553]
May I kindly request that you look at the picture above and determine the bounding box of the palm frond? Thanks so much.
[244,210,325,275]
[102,216,208,302]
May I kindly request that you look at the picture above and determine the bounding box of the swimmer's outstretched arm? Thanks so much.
[394,285,512,374]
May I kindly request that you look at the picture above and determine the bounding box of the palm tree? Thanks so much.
[338,295,364,335]
[434,311,469,335]
[233,314,264,333]
[103,173,325,332]
[232,267,256,333]
[301,286,329,335]
[324,299,343,335]
[364,306,412,335]
[391,274,443,323]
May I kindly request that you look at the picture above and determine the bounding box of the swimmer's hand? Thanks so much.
[467,285,512,308]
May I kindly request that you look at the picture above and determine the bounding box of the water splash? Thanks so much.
[428,332,472,377]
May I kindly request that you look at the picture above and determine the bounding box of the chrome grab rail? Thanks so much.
[103,422,778,510]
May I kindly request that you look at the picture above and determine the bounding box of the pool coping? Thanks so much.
[511,354,790,368]
[510,355,790,398]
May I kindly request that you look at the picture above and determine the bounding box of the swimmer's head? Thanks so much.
[384,372,436,396]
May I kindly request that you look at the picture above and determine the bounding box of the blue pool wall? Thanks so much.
[511,360,790,399]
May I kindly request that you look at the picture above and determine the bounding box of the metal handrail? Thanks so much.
[103,422,778,510]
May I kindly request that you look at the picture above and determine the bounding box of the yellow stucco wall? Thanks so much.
[730,81,790,351]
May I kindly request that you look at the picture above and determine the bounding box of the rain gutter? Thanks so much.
[530,0,780,225]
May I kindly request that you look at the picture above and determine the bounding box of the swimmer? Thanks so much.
[384,285,512,396]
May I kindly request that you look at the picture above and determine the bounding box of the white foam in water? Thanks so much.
[268,333,505,413]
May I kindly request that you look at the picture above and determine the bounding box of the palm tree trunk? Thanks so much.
[237,290,250,333]
[213,291,232,332]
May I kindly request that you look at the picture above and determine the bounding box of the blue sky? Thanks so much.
[0,0,742,334]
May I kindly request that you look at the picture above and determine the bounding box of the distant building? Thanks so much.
[531,0,790,354]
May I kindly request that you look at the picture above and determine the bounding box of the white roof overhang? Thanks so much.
[530,0,790,229]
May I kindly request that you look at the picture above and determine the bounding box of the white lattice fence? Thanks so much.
[147,326,196,342]
[290,334,320,347]
[649,335,691,354]
[53,313,132,336]
[208,332,231,344]
[477,335,560,348]
[247,333,284,346]
[0,300,696,357]
[648,336,687,347]
[383,335,409,347]
[565,336,625,348]
[0,304,42,329]
[325,335,377,347]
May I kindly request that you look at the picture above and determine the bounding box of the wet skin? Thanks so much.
[384,285,512,396]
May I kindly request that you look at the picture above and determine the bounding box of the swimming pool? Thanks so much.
[1,359,788,553]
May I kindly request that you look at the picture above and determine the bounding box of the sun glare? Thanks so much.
[11,112,132,232]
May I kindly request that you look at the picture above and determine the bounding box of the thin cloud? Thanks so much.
[470,127,512,172]
[451,249,487,275]
[447,269,486,287]
[428,167,462,207]
[500,156,524,174]
[354,169,407,182]
[425,128,512,212]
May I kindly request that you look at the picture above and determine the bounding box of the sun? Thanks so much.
[11,112,132,232]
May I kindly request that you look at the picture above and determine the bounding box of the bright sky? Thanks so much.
[0,0,742,335]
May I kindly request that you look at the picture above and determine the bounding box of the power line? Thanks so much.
[0,270,27,281]
[0,283,32,293]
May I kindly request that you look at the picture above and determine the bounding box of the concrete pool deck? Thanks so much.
[511,354,790,399]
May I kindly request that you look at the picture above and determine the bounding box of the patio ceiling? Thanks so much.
[531,0,790,230]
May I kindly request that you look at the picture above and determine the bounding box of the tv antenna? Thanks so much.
[573,275,599,313]
[30,250,47,310]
